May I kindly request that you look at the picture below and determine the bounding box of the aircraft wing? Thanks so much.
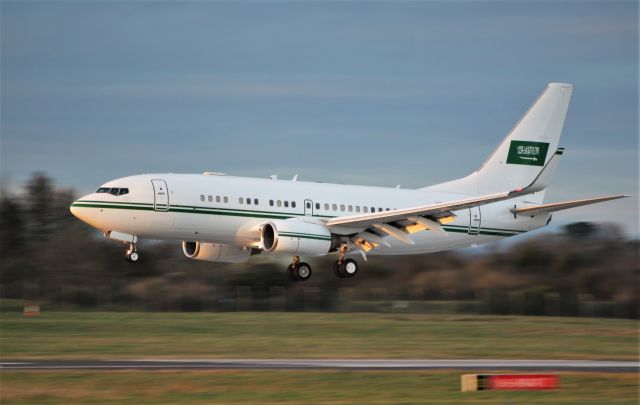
[510,195,628,217]
[323,152,626,250]
[326,189,522,230]
[324,187,534,250]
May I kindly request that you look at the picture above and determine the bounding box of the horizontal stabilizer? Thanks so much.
[510,195,629,217]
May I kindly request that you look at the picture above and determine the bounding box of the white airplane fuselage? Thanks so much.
[71,173,548,256]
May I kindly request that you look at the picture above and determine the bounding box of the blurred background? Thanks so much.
[1,172,637,318]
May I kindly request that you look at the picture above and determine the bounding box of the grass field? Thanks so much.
[2,306,638,404]
[2,371,638,404]
[0,310,637,360]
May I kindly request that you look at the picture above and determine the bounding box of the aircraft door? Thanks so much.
[304,199,314,216]
[151,179,169,211]
[468,206,481,235]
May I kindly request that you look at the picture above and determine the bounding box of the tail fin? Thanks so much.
[423,83,573,197]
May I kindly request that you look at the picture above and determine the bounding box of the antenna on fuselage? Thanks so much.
[292,174,298,181]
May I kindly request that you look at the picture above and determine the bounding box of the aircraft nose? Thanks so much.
[70,195,90,221]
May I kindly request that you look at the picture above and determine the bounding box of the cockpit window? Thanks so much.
[97,187,129,196]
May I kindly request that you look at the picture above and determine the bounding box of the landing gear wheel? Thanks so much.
[333,261,346,278]
[126,242,139,263]
[126,251,140,262]
[340,258,358,278]
[293,262,312,282]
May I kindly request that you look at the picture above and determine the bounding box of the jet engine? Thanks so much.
[182,241,251,263]
[260,218,337,256]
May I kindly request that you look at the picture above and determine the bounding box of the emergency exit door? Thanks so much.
[304,199,314,216]
[469,206,481,235]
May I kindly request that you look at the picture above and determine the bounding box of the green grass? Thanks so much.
[2,306,637,404]
[1,310,637,360]
[1,371,638,404]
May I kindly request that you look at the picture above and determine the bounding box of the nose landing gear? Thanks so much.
[126,242,140,262]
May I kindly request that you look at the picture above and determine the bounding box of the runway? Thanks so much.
[1,359,637,372]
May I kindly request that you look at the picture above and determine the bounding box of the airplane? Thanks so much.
[70,83,627,281]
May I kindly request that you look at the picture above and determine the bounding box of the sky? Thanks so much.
[1,1,638,237]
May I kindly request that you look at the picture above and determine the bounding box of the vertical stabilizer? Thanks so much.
[423,83,573,196]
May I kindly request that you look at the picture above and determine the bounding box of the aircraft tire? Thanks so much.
[340,259,358,278]
[126,251,140,262]
[333,261,346,278]
[295,262,312,281]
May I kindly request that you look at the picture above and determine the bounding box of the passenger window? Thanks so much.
[208,195,212,202]
[340,204,345,212]
[291,201,296,208]
[364,206,369,213]
[348,205,353,212]
[371,207,375,212]
[315,203,320,210]
[284,201,289,208]
[386,208,390,211]
[246,198,251,205]
[356,206,360,213]
[324,203,329,210]
[269,200,274,206]
[277,200,282,207]
[200,195,205,202]
[239,197,244,204]
[224,196,228,203]
[378,207,383,212]
[254,199,259,205]
[216,196,221,203]
[332,204,337,211]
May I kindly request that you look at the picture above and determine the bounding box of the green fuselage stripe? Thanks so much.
[72,201,526,237]
[279,232,332,241]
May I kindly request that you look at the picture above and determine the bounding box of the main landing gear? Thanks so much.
[288,256,312,282]
[126,242,140,262]
[286,244,360,282]
[333,244,359,279]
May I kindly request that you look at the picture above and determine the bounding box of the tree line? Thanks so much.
[1,173,638,317]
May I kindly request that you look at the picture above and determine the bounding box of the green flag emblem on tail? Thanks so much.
[506,140,549,166]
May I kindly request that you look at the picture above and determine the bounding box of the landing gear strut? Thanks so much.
[333,244,358,278]
[126,242,140,262]
[287,256,312,282]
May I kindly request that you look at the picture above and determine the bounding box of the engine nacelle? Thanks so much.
[182,241,251,263]
[260,218,334,256]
